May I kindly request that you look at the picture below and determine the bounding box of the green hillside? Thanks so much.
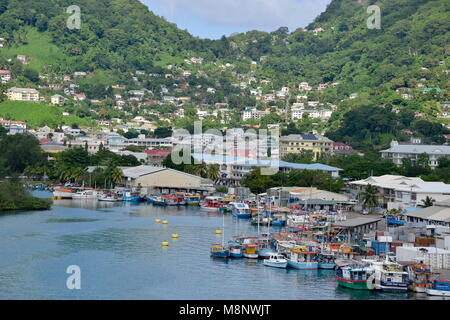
[0,101,94,128]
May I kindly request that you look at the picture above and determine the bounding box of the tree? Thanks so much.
[109,167,123,187]
[206,164,220,184]
[419,196,435,208]
[359,184,380,213]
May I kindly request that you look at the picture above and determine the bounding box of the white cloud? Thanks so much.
[145,0,331,32]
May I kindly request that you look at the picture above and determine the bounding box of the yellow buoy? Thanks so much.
[215,230,222,234]
[57,196,62,200]
[50,196,55,200]
[171,234,179,238]
[162,220,169,224]
[162,241,169,246]
[155,219,161,223]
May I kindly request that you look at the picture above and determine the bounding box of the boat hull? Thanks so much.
[211,251,229,258]
[375,280,408,292]
[243,253,258,259]
[336,275,372,290]
[426,289,450,297]
[288,260,318,270]
[318,262,336,270]
[263,260,288,268]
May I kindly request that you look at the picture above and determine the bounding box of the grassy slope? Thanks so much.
[0,101,93,128]
[0,28,64,72]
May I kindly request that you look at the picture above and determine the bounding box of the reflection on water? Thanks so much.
[0,191,448,300]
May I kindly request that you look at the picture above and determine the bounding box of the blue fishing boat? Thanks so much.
[287,247,319,270]
[210,244,230,258]
[121,191,141,202]
[426,280,450,297]
[228,241,244,258]
[151,196,167,206]
[229,202,251,219]
[318,253,336,269]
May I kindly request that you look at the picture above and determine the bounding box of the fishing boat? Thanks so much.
[318,253,336,270]
[201,197,222,212]
[185,194,201,206]
[229,202,251,219]
[151,196,167,206]
[98,193,123,202]
[53,188,75,199]
[335,259,374,290]
[210,209,229,258]
[72,189,101,200]
[287,246,319,270]
[405,262,433,293]
[210,244,230,258]
[263,254,288,269]
[162,195,180,206]
[363,258,409,292]
[426,280,450,297]
[121,191,141,202]
[243,244,258,259]
[256,237,277,259]
[228,241,244,258]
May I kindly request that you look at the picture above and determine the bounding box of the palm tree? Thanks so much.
[206,164,221,184]
[110,167,123,187]
[359,184,380,213]
[192,162,208,178]
[419,196,435,208]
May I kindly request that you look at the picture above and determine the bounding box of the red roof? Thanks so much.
[144,149,172,157]
[39,138,52,144]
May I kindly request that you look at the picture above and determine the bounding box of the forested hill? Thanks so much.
[226,0,449,92]
[0,0,448,87]
[0,0,210,72]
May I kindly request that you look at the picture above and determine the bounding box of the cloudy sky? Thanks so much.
[141,0,332,39]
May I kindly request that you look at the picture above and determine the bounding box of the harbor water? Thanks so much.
[0,191,442,300]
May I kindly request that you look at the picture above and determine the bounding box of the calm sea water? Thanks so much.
[0,191,441,300]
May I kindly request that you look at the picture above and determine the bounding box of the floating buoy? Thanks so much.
[57,196,62,200]
[171,234,179,238]
[50,196,55,200]
[162,241,169,246]
[155,219,161,223]
[162,220,169,224]
[215,230,222,234]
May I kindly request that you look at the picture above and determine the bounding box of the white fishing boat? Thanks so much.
[53,188,75,199]
[229,202,251,219]
[263,254,288,269]
[98,194,123,202]
[363,258,409,292]
[72,189,101,200]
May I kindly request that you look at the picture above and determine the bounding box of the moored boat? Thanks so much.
[263,254,288,269]
[426,280,450,297]
[363,258,409,292]
[287,246,319,270]
[229,202,251,219]
[243,244,258,259]
[228,241,244,258]
[210,244,230,258]
[53,188,75,199]
[335,259,374,290]
[318,253,336,270]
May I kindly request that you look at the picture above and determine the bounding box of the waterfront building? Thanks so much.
[349,175,450,210]
[280,134,334,160]
[404,200,450,228]
[381,140,450,169]
[7,87,40,102]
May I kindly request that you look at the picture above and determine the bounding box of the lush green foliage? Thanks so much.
[0,181,51,211]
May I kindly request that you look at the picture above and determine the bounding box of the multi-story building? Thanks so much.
[242,107,270,121]
[0,119,28,134]
[381,140,450,169]
[349,175,450,210]
[0,70,11,83]
[280,134,334,160]
[7,87,40,102]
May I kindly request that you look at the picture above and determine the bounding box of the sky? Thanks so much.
[141,0,332,39]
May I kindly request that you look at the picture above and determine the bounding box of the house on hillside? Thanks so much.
[7,87,40,102]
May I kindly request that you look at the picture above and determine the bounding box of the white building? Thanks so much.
[381,140,450,169]
[350,175,450,210]
[7,87,40,102]
[0,70,11,83]
[242,107,270,121]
